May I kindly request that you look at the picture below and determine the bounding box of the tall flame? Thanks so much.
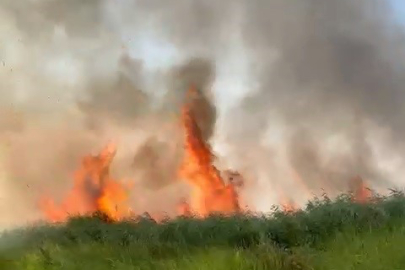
[178,86,240,217]
[39,86,376,223]
[40,142,129,222]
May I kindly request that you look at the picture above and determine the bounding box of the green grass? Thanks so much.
[4,227,405,270]
[310,223,405,270]
[1,191,405,269]
[11,244,308,270]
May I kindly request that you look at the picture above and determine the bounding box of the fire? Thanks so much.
[178,86,240,217]
[177,198,192,216]
[281,200,298,213]
[351,176,372,203]
[40,86,241,223]
[40,142,130,222]
[39,85,376,223]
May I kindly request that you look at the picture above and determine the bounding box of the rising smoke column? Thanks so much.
[127,0,405,206]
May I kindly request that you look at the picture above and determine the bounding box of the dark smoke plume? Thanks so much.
[133,58,217,189]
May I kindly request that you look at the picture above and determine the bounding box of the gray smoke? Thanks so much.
[234,0,405,198]
[0,0,217,228]
[164,58,217,139]
[128,0,405,204]
[132,57,217,189]
[1,0,405,226]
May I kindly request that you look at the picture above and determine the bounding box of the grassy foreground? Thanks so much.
[1,192,405,269]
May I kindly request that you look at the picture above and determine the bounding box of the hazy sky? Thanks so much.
[391,0,405,22]
[2,0,405,227]
[121,0,405,112]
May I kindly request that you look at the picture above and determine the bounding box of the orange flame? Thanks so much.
[280,198,298,213]
[40,142,129,222]
[276,186,298,213]
[39,85,378,223]
[40,86,242,223]
[351,176,372,203]
[179,86,240,217]
[177,198,192,217]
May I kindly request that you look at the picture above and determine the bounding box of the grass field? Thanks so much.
[1,191,405,269]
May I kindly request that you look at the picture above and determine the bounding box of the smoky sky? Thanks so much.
[1,0,405,227]
[236,0,405,192]
[130,0,405,194]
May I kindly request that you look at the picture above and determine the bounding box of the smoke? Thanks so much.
[165,58,217,140]
[233,0,405,202]
[1,0,405,227]
[133,58,217,189]
[0,0,223,228]
[232,0,405,206]
[127,0,405,206]
[0,0,182,228]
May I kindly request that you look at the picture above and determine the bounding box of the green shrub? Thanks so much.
[1,190,405,269]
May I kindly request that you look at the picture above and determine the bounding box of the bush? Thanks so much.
[2,190,405,251]
[2,190,405,269]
